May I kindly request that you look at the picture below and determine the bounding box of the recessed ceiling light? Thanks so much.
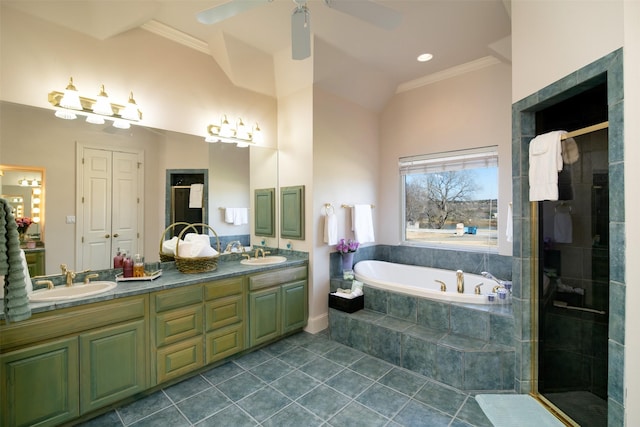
[417,53,433,62]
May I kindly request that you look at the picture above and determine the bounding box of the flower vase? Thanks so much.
[19,233,25,244]
[341,252,355,271]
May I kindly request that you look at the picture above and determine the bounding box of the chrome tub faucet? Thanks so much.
[456,270,464,293]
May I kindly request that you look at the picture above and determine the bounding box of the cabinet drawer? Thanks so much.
[205,323,244,364]
[156,336,203,384]
[249,266,307,291]
[205,295,243,331]
[204,277,244,300]
[155,305,203,347]
[153,285,202,313]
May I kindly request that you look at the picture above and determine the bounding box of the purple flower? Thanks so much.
[336,238,359,254]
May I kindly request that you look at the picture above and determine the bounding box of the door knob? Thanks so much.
[113,233,119,238]
[105,234,110,238]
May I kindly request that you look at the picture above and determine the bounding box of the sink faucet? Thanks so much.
[60,264,90,287]
[480,271,512,289]
[84,273,100,284]
[254,248,270,258]
[60,264,76,287]
[456,270,464,293]
[225,240,244,253]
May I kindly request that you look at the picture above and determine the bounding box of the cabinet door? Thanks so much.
[249,287,281,346]
[79,320,147,414]
[282,280,308,333]
[280,185,305,239]
[1,337,79,427]
[255,188,275,237]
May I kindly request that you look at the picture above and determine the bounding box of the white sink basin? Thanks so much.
[29,281,117,302]
[240,256,287,266]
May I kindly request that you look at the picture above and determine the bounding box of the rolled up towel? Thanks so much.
[184,233,211,245]
[162,236,179,255]
[177,241,218,258]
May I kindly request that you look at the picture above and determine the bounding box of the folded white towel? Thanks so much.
[224,208,248,225]
[529,131,564,201]
[177,241,218,258]
[352,204,375,243]
[506,203,513,243]
[554,211,572,243]
[161,236,179,255]
[561,136,579,164]
[323,212,338,245]
[189,183,204,208]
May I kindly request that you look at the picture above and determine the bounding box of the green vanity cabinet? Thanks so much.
[0,295,148,427]
[248,266,308,347]
[151,284,204,385]
[1,337,79,427]
[24,249,45,277]
[79,319,147,414]
[204,277,246,364]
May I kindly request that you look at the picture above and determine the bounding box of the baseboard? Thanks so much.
[304,313,328,334]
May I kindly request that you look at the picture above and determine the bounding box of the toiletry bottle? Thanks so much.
[114,248,123,269]
[133,254,145,277]
[123,253,134,278]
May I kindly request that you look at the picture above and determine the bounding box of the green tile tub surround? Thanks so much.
[329,244,512,281]
[512,48,625,412]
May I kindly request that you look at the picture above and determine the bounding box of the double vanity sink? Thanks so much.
[27,255,288,302]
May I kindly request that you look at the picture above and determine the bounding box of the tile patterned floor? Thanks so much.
[78,331,493,427]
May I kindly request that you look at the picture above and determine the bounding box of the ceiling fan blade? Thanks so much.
[291,5,311,60]
[197,0,271,25]
[323,0,402,30]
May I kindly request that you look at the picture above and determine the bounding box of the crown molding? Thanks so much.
[141,20,210,55]
[396,56,502,94]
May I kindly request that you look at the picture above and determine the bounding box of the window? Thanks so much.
[400,146,499,250]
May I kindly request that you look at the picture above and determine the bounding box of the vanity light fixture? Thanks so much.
[48,77,142,128]
[205,116,264,147]
[92,85,114,116]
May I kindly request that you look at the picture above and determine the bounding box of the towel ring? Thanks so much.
[323,203,334,215]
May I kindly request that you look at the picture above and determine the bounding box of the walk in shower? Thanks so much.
[535,84,609,426]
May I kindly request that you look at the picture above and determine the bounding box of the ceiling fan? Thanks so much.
[196,0,402,60]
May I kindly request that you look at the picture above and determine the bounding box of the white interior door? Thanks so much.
[82,148,112,270]
[79,146,143,270]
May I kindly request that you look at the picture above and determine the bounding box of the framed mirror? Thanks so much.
[0,164,45,242]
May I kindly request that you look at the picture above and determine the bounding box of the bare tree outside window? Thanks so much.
[401,148,498,250]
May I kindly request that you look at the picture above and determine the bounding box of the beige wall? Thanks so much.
[379,62,513,254]
[310,88,380,332]
[512,0,639,423]
[511,0,624,102]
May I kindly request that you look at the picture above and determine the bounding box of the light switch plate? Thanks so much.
[66,215,76,224]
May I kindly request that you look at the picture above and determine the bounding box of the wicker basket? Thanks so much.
[174,223,220,274]
[159,222,193,262]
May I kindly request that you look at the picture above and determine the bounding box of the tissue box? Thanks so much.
[328,293,364,313]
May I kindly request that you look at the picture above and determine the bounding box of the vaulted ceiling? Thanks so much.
[3,0,511,110]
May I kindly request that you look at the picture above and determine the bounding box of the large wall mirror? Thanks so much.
[0,165,45,241]
[0,101,278,275]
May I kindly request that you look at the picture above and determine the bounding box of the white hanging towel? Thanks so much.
[506,203,513,243]
[529,131,564,201]
[189,183,204,208]
[225,208,248,225]
[352,204,375,243]
[554,211,573,243]
[324,211,338,245]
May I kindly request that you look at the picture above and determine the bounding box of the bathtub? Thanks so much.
[353,260,502,305]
